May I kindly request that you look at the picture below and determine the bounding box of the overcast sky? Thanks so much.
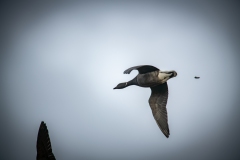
[1,1,240,160]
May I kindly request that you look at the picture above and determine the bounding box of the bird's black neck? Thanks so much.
[127,76,138,86]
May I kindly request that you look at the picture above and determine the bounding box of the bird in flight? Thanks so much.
[114,65,177,138]
[36,121,56,160]
[194,76,200,79]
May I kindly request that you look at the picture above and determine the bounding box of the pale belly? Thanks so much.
[157,72,172,83]
[137,71,171,87]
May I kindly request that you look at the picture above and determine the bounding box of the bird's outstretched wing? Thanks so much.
[124,65,159,74]
[148,83,169,138]
[36,121,56,160]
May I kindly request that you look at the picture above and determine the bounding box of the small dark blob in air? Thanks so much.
[194,76,200,79]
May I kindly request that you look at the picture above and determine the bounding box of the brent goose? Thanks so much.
[114,65,177,138]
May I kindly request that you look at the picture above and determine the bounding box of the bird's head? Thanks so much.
[113,82,128,89]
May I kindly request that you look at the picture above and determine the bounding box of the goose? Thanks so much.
[114,65,177,138]
[194,76,200,79]
[36,121,56,160]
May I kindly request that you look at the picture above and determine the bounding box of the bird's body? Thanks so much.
[36,121,56,160]
[137,70,175,87]
[114,65,177,138]
[194,76,200,79]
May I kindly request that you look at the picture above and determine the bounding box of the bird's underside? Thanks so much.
[149,82,169,138]
[37,121,56,160]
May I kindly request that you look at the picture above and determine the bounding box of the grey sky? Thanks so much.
[1,1,240,160]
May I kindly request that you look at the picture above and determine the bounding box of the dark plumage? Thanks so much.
[124,65,159,74]
[194,76,200,79]
[36,121,56,160]
[114,65,177,138]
